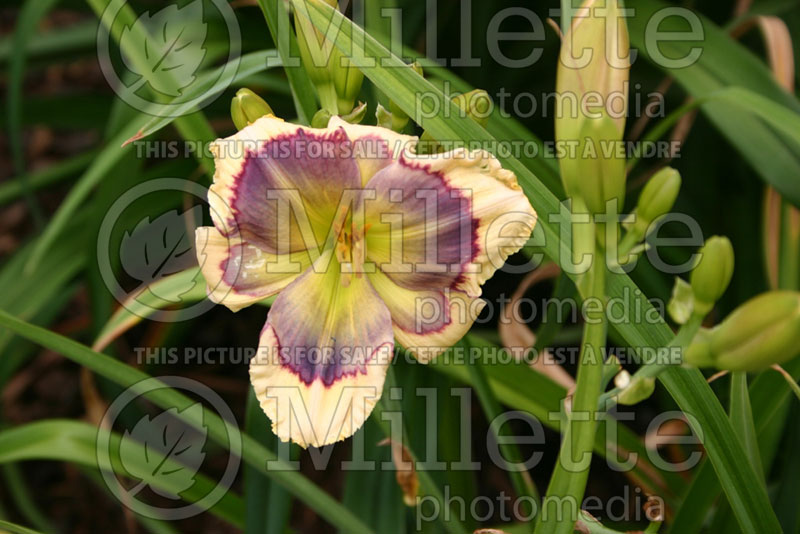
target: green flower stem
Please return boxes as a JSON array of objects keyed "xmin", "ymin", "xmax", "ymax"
[
  {"xmin": 463, "ymin": 340, "xmax": 540, "ymax": 515},
  {"xmin": 535, "ymin": 248, "xmax": 607, "ymax": 534},
  {"xmin": 597, "ymin": 312, "xmax": 705, "ymax": 410},
  {"xmin": 617, "ymin": 227, "xmax": 642, "ymax": 262},
  {"xmin": 316, "ymin": 81, "xmax": 339, "ymax": 115}
]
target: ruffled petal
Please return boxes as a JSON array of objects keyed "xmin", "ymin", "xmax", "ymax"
[
  {"xmin": 209, "ymin": 116, "xmax": 362, "ymax": 255},
  {"xmin": 364, "ymin": 149, "xmax": 536, "ymax": 297},
  {"xmin": 368, "ymin": 270, "xmax": 485, "ymax": 362},
  {"xmin": 249, "ymin": 252, "xmax": 394, "ymax": 448},
  {"xmin": 195, "ymin": 226, "xmax": 310, "ymax": 312},
  {"xmin": 327, "ymin": 116, "xmax": 417, "ymax": 185}
]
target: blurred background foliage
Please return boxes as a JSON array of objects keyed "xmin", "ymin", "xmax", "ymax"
[{"xmin": 1, "ymin": 0, "xmax": 800, "ymax": 533}]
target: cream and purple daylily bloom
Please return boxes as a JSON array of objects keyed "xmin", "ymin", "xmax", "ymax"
[{"xmin": 195, "ymin": 115, "xmax": 536, "ymax": 448}]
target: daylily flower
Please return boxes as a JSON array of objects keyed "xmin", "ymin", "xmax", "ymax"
[{"xmin": 195, "ymin": 115, "xmax": 536, "ymax": 447}]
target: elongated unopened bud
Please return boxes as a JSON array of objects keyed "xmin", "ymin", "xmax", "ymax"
[
  {"xmin": 332, "ymin": 49, "xmax": 363, "ymax": 114},
  {"xmin": 690, "ymin": 236, "xmax": 734, "ymax": 314},
  {"xmin": 231, "ymin": 88, "xmax": 274, "ymax": 130},
  {"xmin": 293, "ymin": 0, "xmax": 339, "ymax": 112},
  {"xmin": 555, "ymin": 0, "xmax": 630, "ymax": 214},
  {"xmin": 685, "ymin": 291, "xmax": 800, "ymax": 371}
]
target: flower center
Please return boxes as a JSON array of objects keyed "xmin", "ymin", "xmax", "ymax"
[{"xmin": 333, "ymin": 209, "xmax": 369, "ymax": 287}]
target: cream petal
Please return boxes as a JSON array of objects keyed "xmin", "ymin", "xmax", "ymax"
[
  {"xmin": 363, "ymin": 150, "xmax": 536, "ymax": 297},
  {"xmin": 368, "ymin": 269, "xmax": 485, "ymax": 363},
  {"xmin": 362, "ymin": 157, "xmax": 475, "ymax": 291},
  {"xmin": 327, "ymin": 115, "xmax": 417, "ymax": 185},
  {"xmin": 195, "ymin": 226, "xmax": 310, "ymax": 312},
  {"xmin": 391, "ymin": 148, "xmax": 538, "ymax": 297},
  {"xmin": 249, "ymin": 252, "xmax": 394, "ymax": 447},
  {"xmin": 208, "ymin": 116, "xmax": 362, "ymax": 255}
]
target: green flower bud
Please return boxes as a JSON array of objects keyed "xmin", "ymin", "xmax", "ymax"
[
  {"xmin": 452, "ymin": 89, "xmax": 492, "ymax": 127},
  {"xmin": 311, "ymin": 108, "xmax": 333, "ymax": 129},
  {"xmin": 616, "ymin": 375, "xmax": 656, "ymax": 406},
  {"xmin": 293, "ymin": 0, "xmax": 339, "ymax": 112},
  {"xmin": 340, "ymin": 100, "xmax": 366, "ymax": 124},
  {"xmin": 634, "ymin": 167, "xmax": 681, "ymax": 234},
  {"xmin": 230, "ymin": 88, "xmax": 274, "ymax": 130},
  {"xmin": 555, "ymin": 0, "xmax": 630, "ymax": 215},
  {"xmin": 332, "ymin": 50, "xmax": 363, "ymax": 114},
  {"xmin": 313, "ymin": 101, "xmax": 365, "ymax": 128},
  {"xmin": 417, "ymin": 87, "xmax": 492, "ymax": 152},
  {"xmin": 667, "ymin": 276, "xmax": 694, "ymax": 325},
  {"xmin": 376, "ymin": 103, "xmax": 393, "ymax": 129},
  {"xmin": 690, "ymin": 236, "xmax": 734, "ymax": 314},
  {"xmin": 685, "ymin": 291, "xmax": 800, "ymax": 371},
  {"xmin": 388, "ymin": 62, "xmax": 423, "ymax": 132},
  {"xmin": 294, "ymin": 11, "xmax": 332, "ymax": 86}
]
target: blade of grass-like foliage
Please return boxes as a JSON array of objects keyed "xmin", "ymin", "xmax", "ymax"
[
  {"xmin": 774, "ymin": 403, "xmax": 800, "ymax": 533},
  {"xmin": 372, "ymin": 366, "xmax": 470, "ymax": 534},
  {"xmin": 6, "ymin": 0, "xmax": 60, "ymax": 227},
  {"xmin": 92, "ymin": 268, "xmax": 274, "ymax": 352},
  {"xmin": 244, "ymin": 390, "xmax": 293, "ymax": 534},
  {"xmin": 340, "ymin": 418, "xmax": 404, "ymax": 534},
  {"xmin": 0, "ymin": 151, "xmax": 95, "ymax": 206},
  {"xmin": 705, "ymin": 372, "xmax": 770, "ymax": 533},
  {"xmin": 340, "ymin": 422, "xmax": 381, "ymax": 533},
  {"xmin": 729, "ymin": 373, "xmax": 765, "ymax": 483},
  {"xmin": 0, "ymin": 310, "xmax": 374, "ymax": 534},
  {"xmin": 0, "ymin": 465, "xmax": 54, "ymax": 534},
  {"xmin": 0, "ymin": 20, "xmax": 95, "ymax": 63},
  {"xmin": 0, "ymin": 214, "xmax": 90, "ymax": 376},
  {"xmin": 84, "ymin": 0, "xmax": 218, "ymax": 172},
  {"xmin": 256, "ymin": 0, "xmax": 318, "ymax": 124},
  {"xmin": 387, "ymin": 46, "xmax": 563, "ymax": 195},
  {"xmin": 460, "ymin": 339, "xmax": 540, "ymax": 511},
  {"xmin": 78, "ymin": 468, "xmax": 181, "ymax": 534},
  {"xmin": 24, "ymin": 48, "xmax": 276, "ymax": 274},
  {"xmin": 293, "ymin": 3, "xmax": 782, "ymax": 531},
  {"xmin": 0, "ymin": 420, "xmax": 244, "ymax": 527},
  {"xmin": 668, "ymin": 359, "xmax": 800, "ymax": 533},
  {"xmin": 131, "ymin": 51, "xmax": 282, "ymax": 142},
  {"xmin": 628, "ymin": 0, "xmax": 800, "ymax": 207},
  {"xmin": 93, "ymin": 268, "xmax": 206, "ymax": 351},
  {"xmin": 0, "ymin": 519, "xmax": 44, "ymax": 534}
]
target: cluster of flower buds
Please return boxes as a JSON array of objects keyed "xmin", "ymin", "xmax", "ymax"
[
  {"xmin": 555, "ymin": 0, "xmax": 630, "ymax": 216},
  {"xmin": 294, "ymin": 0, "xmax": 363, "ymax": 115},
  {"xmin": 230, "ymin": 88, "xmax": 274, "ymax": 130},
  {"xmin": 685, "ymin": 291, "xmax": 800, "ymax": 371}
]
